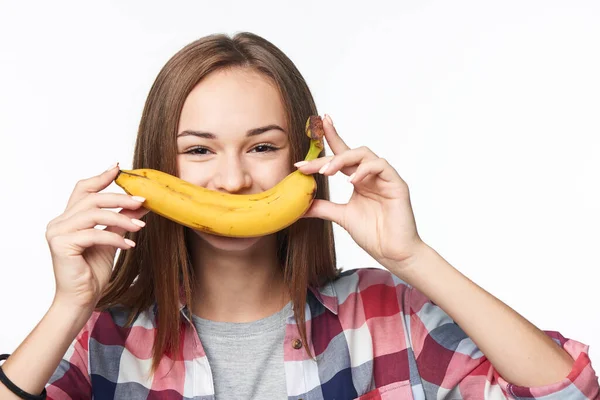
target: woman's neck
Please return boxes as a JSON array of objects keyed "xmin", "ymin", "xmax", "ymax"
[{"xmin": 188, "ymin": 233, "xmax": 290, "ymax": 322}]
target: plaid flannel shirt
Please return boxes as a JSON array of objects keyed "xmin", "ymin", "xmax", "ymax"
[{"xmin": 46, "ymin": 267, "xmax": 599, "ymax": 399}]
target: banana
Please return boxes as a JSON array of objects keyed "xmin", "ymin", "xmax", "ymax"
[{"xmin": 114, "ymin": 116, "xmax": 325, "ymax": 237}]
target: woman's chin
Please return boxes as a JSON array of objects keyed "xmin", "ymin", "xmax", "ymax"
[{"xmin": 192, "ymin": 230, "xmax": 265, "ymax": 252}]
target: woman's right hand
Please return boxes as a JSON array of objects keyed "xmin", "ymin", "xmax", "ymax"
[{"xmin": 45, "ymin": 163, "xmax": 149, "ymax": 311}]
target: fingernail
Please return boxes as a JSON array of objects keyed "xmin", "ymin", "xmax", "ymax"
[
  {"xmin": 319, "ymin": 162, "xmax": 330, "ymax": 174},
  {"xmin": 325, "ymin": 114, "xmax": 333, "ymax": 126},
  {"xmin": 105, "ymin": 162, "xmax": 119, "ymax": 172},
  {"xmin": 124, "ymin": 238, "xmax": 136, "ymax": 247},
  {"xmin": 131, "ymin": 218, "xmax": 146, "ymax": 227},
  {"xmin": 131, "ymin": 196, "xmax": 146, "ymax": 203},
  {"xmin": 347, "ymin": 172, "xmax": 356, "ymax": 183},
  {"xmin": 294, "ymin": 161, "xmax": 309, "ymax": 167}
]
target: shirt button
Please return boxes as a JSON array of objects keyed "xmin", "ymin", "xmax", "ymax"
[{"xmin": 292, "ymin": 339, "xmax": 303, "ymax": 349}]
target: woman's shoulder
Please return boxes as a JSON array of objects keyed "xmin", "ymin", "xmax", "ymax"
[
  {"xmin": 80, "ymin": 303, "xmax": 157, "ymax": 346},
  {"xmin": 317, "ymin": 266, "xmax": 435, "ymax": 317},
  {"xmin": 330, "ymin": 266, "xmax": 410, "ymax": 299},
  {"xmin": 309, "ymin": 267, "xmax": 413, "ymax": 317},
  {"xmin": 335, "ymin": 266, "xmax": 407, "ymax": 282}
]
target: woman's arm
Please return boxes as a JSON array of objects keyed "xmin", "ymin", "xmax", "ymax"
[
  {"xmin": 295, "ymin": 115, "xmax": 595, "ymax": 392},
  {"xmin": 388, "ymin": 241, "xmax": 573, "ymax": 387},
  {"xmin": 0, "ymin": 300, "xmax": 92, "ymax": 398}
]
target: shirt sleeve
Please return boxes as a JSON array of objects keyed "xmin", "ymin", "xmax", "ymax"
[
  {"xmin": 402, "ymin": 284, "xmax": 600, "ymax": 399},
  {"xmin": 44, "ymin": 312, "xmax": 99, "ymax": 399}
]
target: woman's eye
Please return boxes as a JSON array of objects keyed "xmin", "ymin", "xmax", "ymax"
[
  {"xmin": 185, "ymin": 147, "xmax": 212, "ymax": 155},
  {"xmin": 184, "ymin": 144, "xmax": 278, "ymax": 155},
  {"xmin": 251, "ymin": 144, "xmax": 278, "ymax": 153}
]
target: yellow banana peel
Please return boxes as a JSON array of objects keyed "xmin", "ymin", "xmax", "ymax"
[{"xmin": 114, "ymin": 116, "xmax": 325, "ymax": 237}]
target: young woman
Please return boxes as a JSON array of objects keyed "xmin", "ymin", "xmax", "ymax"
[{"xmin": 0, "ymin": 32, "xmax": 598, "ymax": 400}]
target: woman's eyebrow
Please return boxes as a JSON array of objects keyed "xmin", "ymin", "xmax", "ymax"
[{"xmin": 177, "ymin": 124, "xmax": 286, "ymax": 139}]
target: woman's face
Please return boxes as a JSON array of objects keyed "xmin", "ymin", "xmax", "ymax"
[{"xmin": 176, "ymin": 67, "xmax": 292, "ymax": 252}]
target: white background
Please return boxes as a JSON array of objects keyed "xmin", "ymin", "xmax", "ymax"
[{"xmin": 1, "ymin": 0, "xmax": 599, "ymax": 376}]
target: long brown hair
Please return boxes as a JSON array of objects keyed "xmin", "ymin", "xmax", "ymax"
[{"xmin": 96, "ymin": 32, "xmax": 339, "ymax": 376}]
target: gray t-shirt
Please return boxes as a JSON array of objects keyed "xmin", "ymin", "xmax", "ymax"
[{"xmin": 191, "ymin": 301, "xmax": 293, "ymax": 399}]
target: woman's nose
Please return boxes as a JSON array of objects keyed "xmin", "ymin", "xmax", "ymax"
[{"xmin": 213, "ymin": 157, "xmax": 252, "ymax": 194}]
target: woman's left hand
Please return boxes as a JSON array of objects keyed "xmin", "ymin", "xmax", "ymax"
[{"xmin": 295, "ymin": 114, "xmax": 426, "ymax": 268}]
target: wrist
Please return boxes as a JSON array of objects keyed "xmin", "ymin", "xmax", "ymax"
[
  {"xmin": 385, "ymin": 241, "xmax": 432, "ymax": 273},
  {"xmin": 386, "ymin": 242, "xmax": 454, "ymax": 288},
  {"xmin": 51, "ymin": 293, "xmax": 96, "ymax": 313},
  {"xmin": 49, "ymin": 298, "xmax": 94, "ymax": 333}
]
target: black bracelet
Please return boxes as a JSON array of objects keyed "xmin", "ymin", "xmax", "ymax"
[{"xmin": 0, "ymin": 354, "xmax": 47, "ymax": 400}]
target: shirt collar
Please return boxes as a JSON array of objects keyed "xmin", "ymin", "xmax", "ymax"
[{"xmin": 308, "ymin": 280, "xmax": 339, "ymax": 315}]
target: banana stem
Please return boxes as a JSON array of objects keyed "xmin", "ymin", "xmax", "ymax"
[
  {"xmin": 304, "ymin": 139, "xmax": 324, "ymax": 162},
  {"xmin": 303, "ymin": 115, "xmax": 325, "ymax": 162}
]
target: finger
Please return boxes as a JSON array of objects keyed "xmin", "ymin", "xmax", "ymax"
[
  {"xmin": 349, "ymin": 158, "xmax": 398, "ymax": 184},
  {"xmin": 322, "ymin": 114, "xmax": 351, "ymax": 155},
  {"xmin": 65, "ymin": 163, "xmax": 121, "ymax": 211},
  {"xmin": 106, "ymin": 207, "xmax": 150, "ymax": 236},
  {"xmin": 321, "ymin": 146, "xmax": 378, "ymax": 177},
  {"xmin": 294, "ymin": 155, "xmax": 333, "ymax": 173},
  {"xmin": 60, "ymin": 192, "xmax": 146, "ymax": 222},
  {"xmin": 295, "ymin": 146, "xmax": 377, "ymax": 177},
  {"xmin": 48, "ymin": 209, "xmax": 146, "ymax": 239},
  {"xmin": 302, "ymin": 199, "xmax": 346, "ymax": 227},
  {"xmin": 117, "ymin": 206, "xmax": 150, "ymax": 222},
  {"xmin": 52, "ymin": 229, "xmax": 136, "ymax": 257}
]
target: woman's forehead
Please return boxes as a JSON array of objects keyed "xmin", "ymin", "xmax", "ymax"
[{"xmin": 178, "ymin": 68, "xmax": 287, "ymax": 134}]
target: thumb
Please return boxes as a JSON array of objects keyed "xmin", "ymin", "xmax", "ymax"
[{"xmin": 302, "ymin": 199, "xmax": 346, "ymax": 226}]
